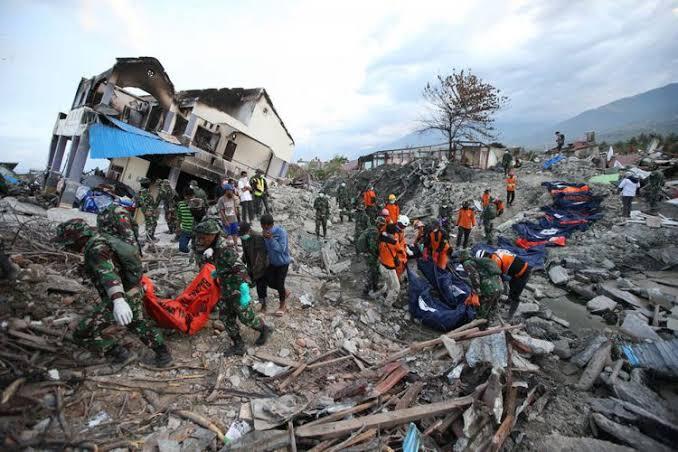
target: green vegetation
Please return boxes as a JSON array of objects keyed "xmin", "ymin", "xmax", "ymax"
[{"xmin": 599, "ymin": 132, "xmax": 678, "ymax": 155}]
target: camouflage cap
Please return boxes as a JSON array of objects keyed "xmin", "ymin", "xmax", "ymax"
[
  {"xmin": 139, "ymin": 177, "xmax": 151, "ymax": 186},
  {"xmin": 194, "ymin": 219, "xmax": 221, "ymax": 235},
  {"xmin": 55, "ymin": 219, "xmax": 94, "ymax": 247}
]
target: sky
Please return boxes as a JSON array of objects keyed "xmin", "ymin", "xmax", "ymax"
[{"xmin": 1, "ymin": 0, "xmax": 677, "ymax": 171}]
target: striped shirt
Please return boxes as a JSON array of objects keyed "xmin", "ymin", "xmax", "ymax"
[{"xmin": 176, "ymin": 200, "xmax": 194, "ymax": 232}]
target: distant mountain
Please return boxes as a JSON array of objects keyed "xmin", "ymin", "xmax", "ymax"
[
  {"xmin": 367, "ymin": 83, "xmax": 678, "ymax": 155},
  {"xmin": 514, "ymin": 83, "xmax": 678, "ymax": 148}
]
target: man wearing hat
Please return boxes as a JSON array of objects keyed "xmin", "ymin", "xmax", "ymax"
[
  {"xmin": 55, "ymin": 219, "xmax": 171, "ymax": 366},
  {"xmin": 193, "ymin": 219, "xmax": 272, "ymax": 356}
]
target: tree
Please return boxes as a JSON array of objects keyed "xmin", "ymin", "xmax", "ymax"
[
  {"xmin": 419, "ymin": 69, "xmax": 508, "ymax": 159},
  {"xmin": 309, "ymin": 155, "xmax": 349, "ymax": 181}
]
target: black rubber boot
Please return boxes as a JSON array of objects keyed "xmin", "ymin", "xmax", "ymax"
[
  {"xmin": 255, "ymin": 325, "xmax": 273, "ymax": 346},
  {"xmin": 224, "ymin": 338, "xmax": 246, "ymax": 357},
  {"xmin": 506, "ymin": 298, "xmax": 520, "ymax": 320},
  {"xmin": 153, "ymin": 345, "xmax": 173, "ymax": 367},
  {"xmin": 108, "ymin": 345, "xmax": 131, "ymax": 364}
]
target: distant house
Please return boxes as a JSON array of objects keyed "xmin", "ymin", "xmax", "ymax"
[
  {"xmin": 46, "ymin": 57, "xmax": 294, "ymax": 204},
  {"xmin": 357, "ymin": 141, "xmax": 504, "ymax": 170}
]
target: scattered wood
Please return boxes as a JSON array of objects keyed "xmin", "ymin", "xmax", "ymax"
[
  {"xmin": 1, "ymin": 377, "xmax": 26, "ymax": 404},
  {"xmin": 577, "ymin": 342, "xmax": 611, "ymax": 391},
  {"xmin": 296, "ymin": 396, "xmax": 474, "ymax": 439},
  {"xmin": 171, "ymin": 410, "xmax": 225, "ymax": 443},
  {"xmin": 279, "ymin": 363, "xmax": 308, "ymax": 391},
  {"xmin": 592, "ymin": 413, "xmax": 673, "ymax": 452},
  {"xmin": 394, "ymin": 381, "xmax": 425, "ymax": 411}
]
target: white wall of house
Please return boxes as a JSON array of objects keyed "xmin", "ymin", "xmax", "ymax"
[
  {"xmin": 247, "ymin": 96, "xmax": 294, "ymax": 162},
  {"xmin": 110, "ymin": 157, "xmax": 150, "ymax": 190}
]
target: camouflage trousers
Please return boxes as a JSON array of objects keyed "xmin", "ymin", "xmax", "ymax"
[
  {"xmin": 339, "ymin": 203, "xmax": 352, "ymax": 222},
  {"xmin": 219, "ymin": 294, "xmax": 264, "ymax": 341},
  {"xmin": 315, "ymin": 216, "xmax": 328, "ymax": 237},
  {"xmin": 483, "ymin": 218, "xmax": 494, "ymax": 244},
  {"xmin": 365, "ymin": 255, "xmax": 380, "ymax": 292},
  {"xmin": 73, "ymin": 291, "xmax": 164, "ymax": 353},
  {"xmin": 164, "ymin": 207, "xmax": 177, "ymax": 233},
  {"xmin": 142, "ymin": 209, "xmax": 158, "ymax": 239}
]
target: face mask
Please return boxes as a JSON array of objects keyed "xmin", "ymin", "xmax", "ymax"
[
  {"xmin": 389, "ymin": 200, "xmax": 395, "ymax": 204},
  {"xmin": 240, "ymin": 234, "xmax": 251, "ymax": 240}
]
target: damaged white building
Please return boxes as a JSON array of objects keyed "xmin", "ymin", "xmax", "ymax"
[{"xmin": 46, "ymin": 57, "xmax": 294, "ymax": 203}]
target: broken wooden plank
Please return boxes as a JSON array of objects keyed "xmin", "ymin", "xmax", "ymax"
[
  {"xmin": 592, "ymin": 413, "xmax": 673, "ymax": 452},
  {"xmin": 307, "ymin": 355, "xmax": 353, "ymax": 370},
  {"xmin": 372, "ymin": 363, "xmax": 409, "ymax": 397},
  {"xmin": 394, "ymin": 381, "xmax": 425, "ymax": 411},
  {"xmin": 279, "ymin": 364, "xmax": 308, "ymax": 391},
  {"xmin": 295, "ymin": 396, "xmax": 474, "ymax": 439},
  {"xmin": 171, "ymin": 410, "xmax": 225, "ymax": 443},
  {"xmin": 577, "ymin": 342, "xmax": 611, "ymax": 390},
  {"xmin": 326, "ymin": 428, "xmax": 376, "ymax": 452},
  {"xmin": 254, "ymin": 351, "xmax": 303, "ymax": 368}
]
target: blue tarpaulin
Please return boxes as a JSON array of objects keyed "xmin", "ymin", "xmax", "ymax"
[
  {"xmin": 541, "ymin": 181, "xmax": 589, "ymax": 191},
  {"xmin": 407, "ymin": 267, "xmax": 476, "ymax": 332},
  {"xmin": 417, "ymin": 259, "xmax": 473, "ymax": 308},
  {"xmin": 543, "ymin": 155, "xmax": 565, "ymax": 170}
]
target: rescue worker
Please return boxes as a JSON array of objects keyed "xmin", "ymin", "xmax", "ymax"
[
  {"xmin": 502, "ymin": 150, "xmax": 513, "ymax": 176},
  {"xmin": 378, "ymin": 209, "xmax": 390, "ymax": 232},
  {"xmin": 55, "ymin": 219, "xmax": 171, "ymax": 366},
  {"xmin": 385, "ymin": 194, "xmax": 400, "ymax": 224},
  {"xmin": 313, "ymin": 193, "xmax": 330, "ymax": 238},
  {"xmin": 413, "ymin": 219, "xmax": 426, "ymax": 248},
  {"xmin": 354, "ymin": 204, "xmax": 370, "ymax": 251},
  {"xmin": 134, "ymin": 177, "xmax": 159, "ymax": 241},
  {"xmin": 438, "ymin": 201, "xmax": 455, "ymax": 238},
  {"xmin": 481, "ymin": 199, "xmax": 497, "ymax": 244},
  {"xmin": 189, "ymin": 180, "xmax": 209, "ymax": 205},
  {"xmin": 423, "ymin": 220, "xmax": 450, "ymax": 270},
  {"xmin": 505, "ymin": 171, "xmax": 517, "ymax": 207},
  {"xmin": 377, "ymin": 223, "xmax": 401, "ymax": 305},
  {"xmin": 456, "ymin": 200, "xmax": 476, "ymax": 249},
  {"xmin": 459, "ymin": 250, "xmax": 503, "ymax": 319},
  {"xmin": 645, "ymin": 170, "xmax": 665, "ymax": 212},
  {"xmin": 97, "ymin": 203, "xmax": 141, "ymax": 254},
  {"xmin": 481, "ymin": 189, "xmax": 491, "ymax": 208},
  {"xmin": 336, "ymin": 182, "xmax": 352, "ymax": 222},
  {"xmin": 362, "ymin": 185, "xmax": 378, "ymax": 221},
  {"xmin": 192, "ymin": 219, "xmax": 271, "ymax": 356},
  {"xmin": 494, "ymin": 198, "xmax": 505, "ymax": 217},
  {"xmin": 251, "ymin": 170, "xmax": 270, "ymax": 216},
  {"xmin": 158, "ymin": 179, "xmax": 178, "ymax": 234},
  {"xmin": 476, "ymin": 249, "xmax": 531, "ymax": 319},
  {"xmin": 356, "ymin": 217, "xmax": 384, "ymax": 296},
  {"xmin": 395, "ymin": 215, "xmax": 410, "ymax": 278}
]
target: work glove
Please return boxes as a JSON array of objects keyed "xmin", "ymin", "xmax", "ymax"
[
  {"xmin": 406, "ymin": 247, "xmax": 414, "ymax": 257},
  {"xmin": 464, "ymin": 293, "xmax": 480, "ymax": 308},
  {"xmin": 203, "ymin": 248, "xmax": 214, "ymax": 259},
  {"xmin": 113, "ymin": 298, "xmax": 134, "ymax": 326},
  {"xmin": 239, "ymin": 282, "xmax": 251, "ymax": 308}
]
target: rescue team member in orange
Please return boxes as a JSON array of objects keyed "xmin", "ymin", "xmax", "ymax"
[
  {"xmin": 475, "ymin": 249, "xmax": 531, "ymax": 319},
  {"xmin": 455, "ymin": 201, "xmax": 476, "ymax": 249},
  {"xmin": 385, "ymin": 194, "xmax": 400, "ymax": 224},
  {"xmin": 378, "ymin": 209, "xmax": 390, "ymax": 232},
  {"xmin": 481, "ymin": 189, "xmax": 491, "ymax": 208},
  {"xmin": 378, "ymin": 223, "xmax": 401, "ymax": 305},
  {"xmin": 424, "ymin": 220, "xmax": 450, "ymax": 270},
  {"xmin": 413, "ymin": 220, "xmax": 426, "ymax": 248},
  {"xmin": 395, "ymin": 215, "xmax": 410, "ymax": 278},
  {"xmin": 506, "ymin": 171, "xmax": 517, "ymax": 207},
  {"xmin": 362, "ymin": 185, "xmax": 378, "ymax": 221}
]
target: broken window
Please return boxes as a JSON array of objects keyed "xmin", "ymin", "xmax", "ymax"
[
  {"xmin": 194, "ymin": 126, "xmax": 220, "ymax": 153},
  {"xmin": 223, "ymin": 140, "xmax": 237, "ymax": 161},
  {"xmin": 172, "ymin": 115, "xmax": 188, "ymax": 139},
  {"xmin": 107, "ymin": 165, "xmax": 124, "ymax": 181}
]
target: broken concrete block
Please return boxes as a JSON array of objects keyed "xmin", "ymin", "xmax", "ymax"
[
  {"xmin": 553, "ymin": 339, "xmax": 572, "ymax": 359},
  {"xmin": 515, "ymin": 302, "xmax": 540, "ymax": 316},
  {"xmin": 600, "ymin": 283, "xmax": 649, "ymax": 312},
  {"xmin": 621, "ymin": 312, "xmax": 661, "ymax": 341},
  {"xmin": 535, "ymin": 433, "xmax": 635, "ymax": 452},
  {"xmin": 587, "ymin": 295, "xmax": 618, "ymax": 312},
  {"xmin": 440, "ymin": 336, "xmax": 464, "ymax": 366},
  {"xmin": 548, "ymin": 266, "xmax": 570, "ymax": 285},
  {"xmin": 330, "ymin": 260, "xmax": 351, "ymax": 274},
  {"xmin": 466, "ymin": 333, "xmax": 507, "ymax": 368},
  {"xmin": 511, "ymin": 333, "xmax": 554, "ymax": 355},
  {"xmin": 571, "ymin": 335, "xmax": 608, "ymax": 367}
]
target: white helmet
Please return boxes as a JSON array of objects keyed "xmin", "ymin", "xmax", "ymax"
[
  {"xmin": 341, "ymin": 182, "xmax": 346, "ymax": 187},
  {"xmin": 475, "ymin": 249, "xmax": 487, "ymax": 258},
  {"xmin": 397, "ymin": 215, "xmax": 410, "ymax": 227}
]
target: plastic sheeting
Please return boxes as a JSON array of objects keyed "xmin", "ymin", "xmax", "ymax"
[
  {"xmin": 417, "ymin": 259, "xmax": 473, "ymax": 309},
  {"xmin": 543, "ymin": 155, "xmax": 565, "ymax": 170},
  {"xmin": 472, "ymin": 237, "xmax": 547, "ymax": 270},
  {"xmin": 407, "ymin": 267, "xmax": 476, "ymax": 332}
]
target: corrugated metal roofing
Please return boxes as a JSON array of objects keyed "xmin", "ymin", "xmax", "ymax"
[
  {"xmin": 89, "ymin": 121, "xmax": 193, "ymax": 159},
  {"xmin": 620, "ymin": 339, "xmax": 678, "ymax": 377}
]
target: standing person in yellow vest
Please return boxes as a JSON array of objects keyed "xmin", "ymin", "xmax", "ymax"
[{"xmin": 250, "ymin": 169, "xmax": 270, "ymax": 217}]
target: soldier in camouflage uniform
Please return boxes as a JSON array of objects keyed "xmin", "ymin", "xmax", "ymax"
[
  {"xmin": 134, "ymin": 177, "xmax": 159, "ymax": 241},
  {"xmin": 438, "ymin": 202, "xmax": 455, "ymax": 239},
  {"xmin": 645, "ymin": 170, "xmax": 665, "ymax": 212},
  {"xmin": 158, "ymin": 179, "xmax": 178, "ymax": 234},
  {"xmin": 189, "ymin": 180, "xmax": 209, "ymax": 204},
  {"xmin": 481, "ymin": 201, "xmax": 497, "ymax": 245},
  {"xmin": 356, "ymin": 217, "xmax": 384, "ymax": 296},
  {"xmin": 97, "ymin": 203, "xmax": 141, "ymax": 254},
  {"xmin": 192, "ymin": 219, "xmax": 271, "ymax": 356},
  {"xmin": 55, "ymin": 219, "xmax": 171, "ymax": 366},
  {"xmin": 459, "ymin": 250, "xmax": 503, "ymax": 320},
  {"xmin": 354, "ymin": 204, "xmax": 370, "ymax": 251},
  {"xmin": 313, "ymin": 193, "xmax": 330, "ymax": 238},
  {"xmin": 336, "ymin": 182, "xmax": 352, "ymax": 223}
]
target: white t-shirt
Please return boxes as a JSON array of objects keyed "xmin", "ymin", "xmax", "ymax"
[
  {"xmin": 238, "ymin": 177, "xmax": 253, "ymax": 202},
  {"xmin": 619, "ymin": 178, "xmax": 640, "ymax": 197}
]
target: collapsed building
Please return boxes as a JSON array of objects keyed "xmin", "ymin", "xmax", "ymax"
[
  {"xmin": 357, "ymin": 141, "xmax": 512, "ymax": 171},
  {"xmin": 45, "ymin": 57, "xmax": 294, "ymax": 204}
]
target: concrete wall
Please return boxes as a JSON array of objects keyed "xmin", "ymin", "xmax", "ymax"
[
  {"xmin": 110, "ymin": 157, "xmax": 150, "ymax": 191},
  {"xmin": 247, "ymin": 96, "xmax": 294, "ymax": 162}
]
